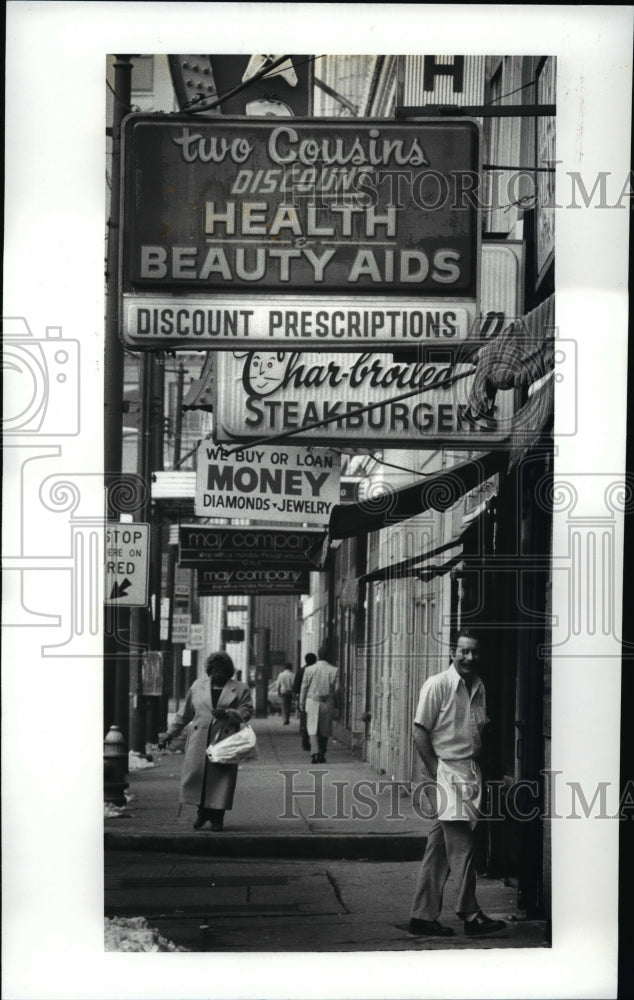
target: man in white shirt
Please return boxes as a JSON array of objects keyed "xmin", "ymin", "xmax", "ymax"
[
  {"xmin": 408, "ymin": 629, "xmax": 506, "ymax": 938},
  {"xmin": 276, "ymin": 663, "xmax": 295, "ymax": 725},
  {"xmin": 299, "ymin": 643, "xmax": 339, "ymax": 763}
]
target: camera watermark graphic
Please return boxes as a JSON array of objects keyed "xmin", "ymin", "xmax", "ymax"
[
  {"xmin": 2, "ymin": 316, "xmax": 151, "ymax": 654},
  {"xmin": 3, "ymin": 318, "xmax": 80, "ymax": 437}
]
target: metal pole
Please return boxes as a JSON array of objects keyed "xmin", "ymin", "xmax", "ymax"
[
  {"xmin": 220, "ymin": 597, "xmax": 228, "ymax": 651},
  {"xmin": 104, "ymin": 55, "xmax": 132, "ymax": 740},
  {"xmin": 147, "ymin": 358, "xmax": 165, "ymax": 743},
  {"xmin": 105, "ymin": 54, "xmax": 131, "ymax": 487},
  {"xmin": 173, "ymin": 363, "xmax": 185, "ymax": 468},
  {"xmin": 129, "ymin": 350, "xmax": 153, "ymax": 753}
]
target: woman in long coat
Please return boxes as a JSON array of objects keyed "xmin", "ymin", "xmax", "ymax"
[{"xmin": 161, "ymin": 651, "xmax": 254, "ymax": 831}]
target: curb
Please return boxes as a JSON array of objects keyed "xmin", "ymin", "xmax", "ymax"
[{"xmin": 105, "ymin": 832, "xmax": 426, "ymax": 860}]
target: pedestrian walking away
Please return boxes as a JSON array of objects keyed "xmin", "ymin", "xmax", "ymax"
[
  {"xmin": 294, "ymin": 652, "xmax": 317, "ymax": 751},
  {"xmin": 408, "ymin": 629, "xmax": 506, "ymax": 939},
  {"xmin": 276, "ymin": 663, "xmax": 295, "ymax": 725},
  {"xmin": 299, "ymin": 643, "xmax": 339, "ymax": 764},
  {"xmin": 159, "ymin": 651, "xmax": 254, "ymax": 832}
]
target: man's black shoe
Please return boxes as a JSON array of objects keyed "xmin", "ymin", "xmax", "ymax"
[
  {"xmin": 408, "ymin": 918, "xmax": 455, "ymax": 937},
  {"xmin": 463, "ymin": 912, "xmax": 506, "ymax": 936}
]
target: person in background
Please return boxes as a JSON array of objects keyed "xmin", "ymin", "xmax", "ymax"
[
  {"xmin": 299, "ymin": 644, "xmax": 339, "ymax": 764},
  {"xmin": 276, "ymin": 662, "xmax": 295, "ymax": 725},
  {"xmin": 294, "ymin": 652, "xmax": 317, "ymax": 752},
  {"xmin": 159, "ymin": 651, "xmax": 253, "ymax": 832}
]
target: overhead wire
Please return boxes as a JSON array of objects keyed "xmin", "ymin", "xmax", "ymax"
[
  {"xmin": 327, "ymin": 445, "xmax": 439, "ymax": 478},
  {"xmin": 484, "ymin": 78, "xmax": 537, "ymax": 106},
  {"xmin": 106, "ymin": 77, "xmax": 133, "ymax": 112}
]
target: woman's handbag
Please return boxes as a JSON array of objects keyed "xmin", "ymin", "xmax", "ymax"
[{"xmin": 206, "ymin": 724, "xmax": 258, "ymax": 764}]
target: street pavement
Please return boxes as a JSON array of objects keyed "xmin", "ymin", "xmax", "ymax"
[{"xmin": 105, "ymin": 713, "xmax": 549, "ymax": 951}]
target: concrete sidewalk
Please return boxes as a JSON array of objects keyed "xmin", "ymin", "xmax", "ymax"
[{"xmin": 105, "ymin": 714, "xmax": 432, "ymax": 857}]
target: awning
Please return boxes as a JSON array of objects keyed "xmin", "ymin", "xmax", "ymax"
[
  {"xmin": 329, "ymin": 449, "xmax": 508, "ymax": 540},
  {"xmin": 416, "ymin": 552, "xmax": 465, "ymax": 582},
  {"xmin": 360, "ymin": 531, "xmax": 467, "ymax": 584}
]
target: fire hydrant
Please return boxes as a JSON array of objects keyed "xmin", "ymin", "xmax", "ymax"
[{"xmin": 104, "ymin": 725, "xmax": 129, "ymax": 806}]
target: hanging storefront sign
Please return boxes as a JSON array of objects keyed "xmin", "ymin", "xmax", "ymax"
[
  {"xmin": 122, "ymin": 295, "xmax": 476, "ymax": 351},
  {"xmin": 198, "ymin": 567, "xmax": 310, "ymax": 596},
  {"xmin": 120, "ymin": 115, "xmax": 479, "ymax": 349},
  {"xmin": 194, "ymin": 442, "xmax": 341, "ymax": 524},
  {"xmin": 212, "ymin": 242, "xmax": 525, "ymax": 447},
  {"xmin": 178, "ymin": 525, "xmax": 324, "ymax": 569}
]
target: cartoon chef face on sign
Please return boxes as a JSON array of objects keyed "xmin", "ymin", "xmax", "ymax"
[{"xmin": 234, "ymin": 352, "xmax": 289, "ymax": 397}]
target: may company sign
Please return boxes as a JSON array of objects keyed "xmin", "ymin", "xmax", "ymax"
[
  {"xmin": 120, "ymin": 115, "xmax": 479, "ymax": 350},
  {"xmin": 178, "ymin": 525, "xmax": 324, "ymax": 569}
]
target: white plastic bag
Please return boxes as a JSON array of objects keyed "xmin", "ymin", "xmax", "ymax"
[{"xmin": 206, "ymin": 725, "xmax": 258, "ymax": 764}]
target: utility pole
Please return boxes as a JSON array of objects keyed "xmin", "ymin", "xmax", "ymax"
[
  {"xmin": 173, "ymin": 363, "xmax": 185, "ymax": 468},
  {"xmin": 129, "ymin": 348, "xmax": 157, "ymax": 753},
  {"xmin": 104, "ymin": 55, "xmax": 132, "ymax": 740},
  {"xmin": 158, "ymin": 364, "xmax": 187, "ymax": 723}
]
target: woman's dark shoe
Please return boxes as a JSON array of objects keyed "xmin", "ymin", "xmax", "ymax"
[
  {"xmin": 208, "ymin": 809, "xmax": 224, "ymax": 832},
  {"xmin": 193, "ymin": 812, "xmax": 207, "ymax": 830}
]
